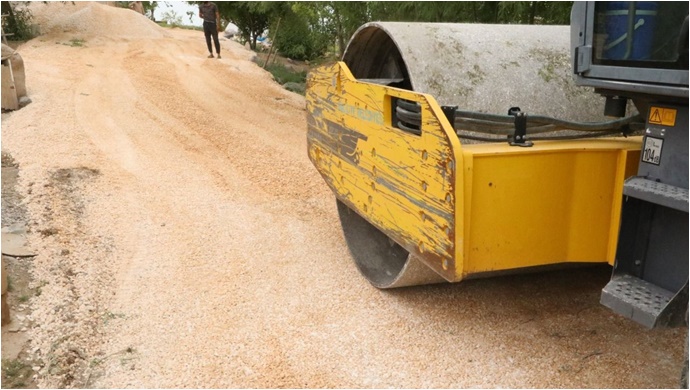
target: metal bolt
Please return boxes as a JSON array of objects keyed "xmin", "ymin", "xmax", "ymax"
[
  {"xmin": 646, "ymin": 128, "xmax": 651, "ymax": 134},
  {"xmin": 634, "ymin": 259, "xmax": 642, "ymax": 266}
]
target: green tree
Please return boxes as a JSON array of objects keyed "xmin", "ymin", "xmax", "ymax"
[
  {"xmin": 213, "ymin": 1, "xmax": 574, "ymax": 60},
  {"xmin": 115, "ymin": 1, "xmax": 158, "ymax": 20},
  {"xmin": 216, "ymin": 2, "xmax": 284, "ymax": 50},
  {"xmin": 142, "ymin": 1, "xmax": 159, "ymax": 21},
  {"xmin": 1, "ymin": 1, "xmax": 36, "ymax": 40},
  {"xmin": 328, "ymin": 2, "xmax": 369, "ymax": 57},
  {"xmin": 272, "ymin": 3, "xmax": 336, "ymax": 60},
  {"xmin": 367, "ymin": 2, "xmax": 572, "ymax": 24}
]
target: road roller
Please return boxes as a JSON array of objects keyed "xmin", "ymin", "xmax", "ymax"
[{"xmin": 306, "ymin": 1, "xmax": 688, "ymax": 333}]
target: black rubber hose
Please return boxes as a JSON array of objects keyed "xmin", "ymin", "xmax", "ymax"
[
  {"xmin": 397, "ymin": 121, "xmax": 421, "ymax": 135},
  {"xmin": 458, "ymin": 129, "xmax": 629, "ymax": 143},
  {"xmin": 395, "ymin": 105, "xmax": 421, "ymax": 123},
  {"xmin": 453, "ymin": 110, "xmax": 644, "ymax": 132},
  {"xmin": 396, "ymin": 100, "xmax": 646, "ymax": 140},
  {"xmin": 397, "ymin": 99, "xmax": 421, "ymax": 113}
]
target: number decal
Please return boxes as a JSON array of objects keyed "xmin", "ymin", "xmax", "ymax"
[{"xmin": 642, "ymin": 137, "xmax": 663, "ymax": 165}]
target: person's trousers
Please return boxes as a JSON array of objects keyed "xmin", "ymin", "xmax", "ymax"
[{"xmin": 203, "ymin": 21, "xmax": 220, "ymax": 54}]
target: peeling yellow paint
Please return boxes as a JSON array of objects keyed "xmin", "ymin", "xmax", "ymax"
[{"xmin": 307, "ymin": 62, "xmax": 642, "ymax": 283}]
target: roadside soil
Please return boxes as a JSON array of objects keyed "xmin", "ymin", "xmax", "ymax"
[
  {"xmin": 1, "ymin": 151, "xmax": 38, "ymax": 389},
  {"xmin": 1, "ymin": 2, "xmax": 686, "ymax": 388}
]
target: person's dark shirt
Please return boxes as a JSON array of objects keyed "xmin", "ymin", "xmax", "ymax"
[{"xmin": 199, "ymin": 2, "xmax": 218, "ymax": 23}]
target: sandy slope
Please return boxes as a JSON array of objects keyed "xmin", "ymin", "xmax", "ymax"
[{"xmin": 1, "ymin": 2, "xmax": 685, "ymax": 388}]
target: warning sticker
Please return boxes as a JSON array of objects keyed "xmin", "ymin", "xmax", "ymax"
[
  {"xmin": 648, "ymin": 107, "xmax": 677, "ymax": 127},
  {"xmin": 642, "ymin": 136, "xmax": 663, "ymax": 165}
]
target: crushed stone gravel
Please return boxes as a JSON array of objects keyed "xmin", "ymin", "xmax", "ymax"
[{"xmin": 1, "ymin": 2, "xmax": 686, "ymax": 388}]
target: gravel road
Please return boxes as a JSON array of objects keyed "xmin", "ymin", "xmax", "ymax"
[{"xmin": 1, "ymin": 2, "xmax": 686, "ymax": 388}]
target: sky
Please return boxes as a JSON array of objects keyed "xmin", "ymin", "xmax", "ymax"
[{"xmin": 154, "ymin": 1, "xmax": 202, "ymax": 26}]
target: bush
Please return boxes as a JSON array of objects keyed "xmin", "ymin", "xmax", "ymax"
[
  {"xmin": 1, "ymin": 4, "xmax": 36, "ymax": 41},
  {"xmin": 265, "ymin": 63, "xmax": 306, "ymax": 85},
  {"xmin": 160, "ymin": 10, "xmax": 183, "ymax": 27},
  {"xmin": 273, "ymin": 10, "xmax": 328, "ymax": 61}
]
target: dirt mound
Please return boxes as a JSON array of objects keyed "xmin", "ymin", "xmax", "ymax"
[{"xmin": 27, "ymin": 1, "xmax": 169, "ymax": 40}]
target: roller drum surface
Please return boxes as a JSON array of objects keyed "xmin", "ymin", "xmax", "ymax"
[
  {"xmin": 336, "ymin": 200, "xmax": 447, "ymax": 288},
  {"xmin": 334, "ymin": 22, "xmax": 612, "ymax": 288},
  {"xmin": 343, "ymin": 22, "xmax": 604, "ymax": 121}
]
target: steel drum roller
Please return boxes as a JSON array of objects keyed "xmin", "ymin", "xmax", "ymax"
[
  {"xmin": 343, "ymin": 22, "xmax": 604, "ymax": 121},
  {"xmin": 335, "ymin": 22, "xmax": 608, "ymax": 288}
]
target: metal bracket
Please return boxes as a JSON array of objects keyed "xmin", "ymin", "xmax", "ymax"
[
  {"xmin": 574, "ymin": 45, "xmax": 592, "ymax": 74},
  {"xmin": 441, "ymin": 105, "xmax": 457, "ymax": 130},
  {"xmin": 508, "ymin": 107, "xmax": 533, "ymax": 147}
]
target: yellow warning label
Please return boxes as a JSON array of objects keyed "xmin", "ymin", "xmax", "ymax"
[{"xmin": 649, "ymin": 107, "xmax": 677, "ymax": 127}]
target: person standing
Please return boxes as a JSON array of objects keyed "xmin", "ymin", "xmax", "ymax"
[{"xmin": 199, "ymin": 1, "xmax": 221, "ymax": 59}]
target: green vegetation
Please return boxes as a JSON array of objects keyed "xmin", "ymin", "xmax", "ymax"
[
  {"xmin": 1, "ymin": 359, "xmax": 33, "ymax": 388},
  {"xmin": 252, "ymin": 55, "xmax": 307, "ymax": 95},
  {"xmin": 217, "ymin": 2, "xmax": 574, "ymax": 62},
  {"xmin": 65, "ymin": 38, "xmax": 85, "ymax": 47},
  {"xmin": 160, "ymin": 9, "xmax": 183, "ymax": 27},
  {"xmin": 34, "ymin": 280, "xmax": 48, "ymax": 297},
  {"xmin": 155, "ymin": 21, "xmax": 201, "ymax": 31},
  {"xmin": 0, "ymin": 2, "xmax": 36, "ymax": 41},
  {"xmin": 265, "ymin": 63, "xmax": 307, "ymax": 85}
]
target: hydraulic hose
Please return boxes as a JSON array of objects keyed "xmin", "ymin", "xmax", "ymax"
[{"xmin": 394, "ymin": 100, "xmax": 645, "ymax": 141}]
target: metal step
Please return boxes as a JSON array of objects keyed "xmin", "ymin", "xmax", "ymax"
[
  {"xmin": 601, "ymin": 274, "xmax": 676, "ymax": 328},
  {"xmin": 623, "ymin": 177, "xmax": 688, "ymax": 212}
]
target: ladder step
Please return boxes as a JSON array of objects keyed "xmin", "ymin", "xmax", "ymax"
[
  {"xmin": 623, "ymin": 177, "xmax": 688, "ymax": 212},
  {"xmin": 601, "ymin": 274, "xmax": 675, "ymax": 328}
]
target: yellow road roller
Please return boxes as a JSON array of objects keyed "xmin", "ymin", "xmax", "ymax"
[
  {"xmin": 306, "ymin": 21, "xmax": 643, "ymax": 288},
  {"xmin": 306, "ymin": 3, "xmax": 689, "ymax": 380},
  {"xmin": 307, "ymin": 5, "xmax": 688, "ymax": 331}
]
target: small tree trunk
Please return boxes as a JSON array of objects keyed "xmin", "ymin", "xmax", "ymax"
[
  {"xmin": 1, "ymin": 2, "xmax": 17, "ymax": 35},
  {"xmin": 263, "ymin": 18, "xmax": 281, "ymax": 69},
  {"xmin": 336, "ymin": 13, "xmax": 345, "ymax": 58},
  {"xmin": 529, "ymin": 2, "xmax": 538, "ymax": 25}
]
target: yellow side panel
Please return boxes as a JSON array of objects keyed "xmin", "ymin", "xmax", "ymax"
[
  {"xmin": 307, "ymin": 62, "xmax": 642, "ymax": 283},
  {"xmin": 461, "ymin": 141, "xmax": 641, "ymax": 276},
  {"xmin": 306, "ymin": 62, "xmax": 463, "ymax": 280}
]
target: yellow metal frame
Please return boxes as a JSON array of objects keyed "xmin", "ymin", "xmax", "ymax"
[{"xmin": 307, "ymin": 62, "xmax": 641, "ymax": 282}]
